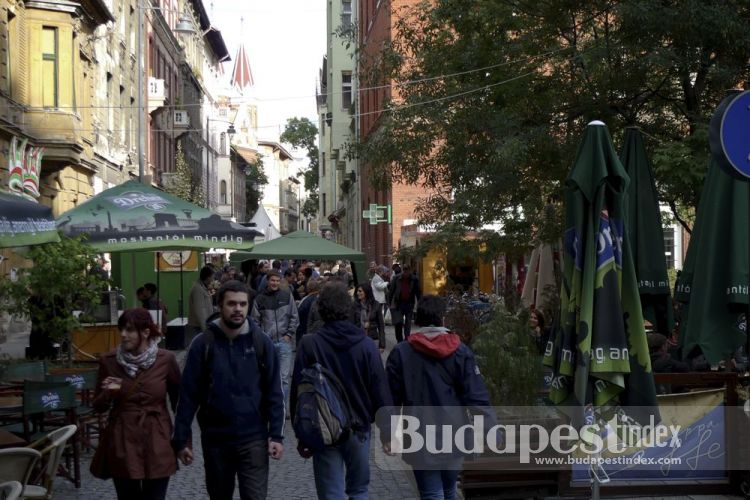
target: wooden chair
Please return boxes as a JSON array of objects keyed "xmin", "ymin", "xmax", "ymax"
[
  {"xmin": 23, "ymin": 425, "xmax": 78, "ymax": 500},
  {"xmin": 0, "ymin": 448, "xmax": 41, "ymax": 495},
  {"xmin": 0, "ymin": 481, "xmax": 23, "ymax": 500}
]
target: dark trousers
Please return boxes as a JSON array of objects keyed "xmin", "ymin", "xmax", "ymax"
[
  {"xmin": 202, "ymin": 439, "xmax": 269, "ymax": 500},
  {"xmin": 393, "ymin": 307, "xmax": 414, "ymax": 343},
  {"xmin": 113, "ymin": 477, "xmax": 170, "ymax": 500}
]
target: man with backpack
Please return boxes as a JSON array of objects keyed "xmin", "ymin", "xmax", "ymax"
[
  {"xmin": 172, "ymin": 280, "xmax": 285, "ymax": 500},
  {"xmin": 385, "ymin": 295, "xmax": 492, "ymax": 500},
  {"xmin": 290, "ymin": 281, "xmax": 392, "ymax": 500}
]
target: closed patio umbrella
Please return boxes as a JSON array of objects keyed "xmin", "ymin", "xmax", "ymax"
[{"xmin": 620, "ymin": 127, "xmax": 675, "ymax": 336}]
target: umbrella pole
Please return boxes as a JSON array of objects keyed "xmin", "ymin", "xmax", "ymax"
[
  {"xmin": 179, "ymin": 254, "xmax": 184, "ymax": 319},
  {"xmin": 130, "ymin": 253, "xmax": 137, "ymax": 307},
  {"xmin": 156, "ymin": 251, "xmax": 161, "ymax": 327}
]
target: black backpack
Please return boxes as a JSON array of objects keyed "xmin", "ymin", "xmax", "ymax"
[{"xmin": 292, "ymin": 335, "xmax": 361, "ymax": 451}]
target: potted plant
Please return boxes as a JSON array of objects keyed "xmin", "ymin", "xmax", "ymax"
[
  {"xmin": 0, "ymin": 235, "xmax": 110, "ymax": 366},
  {"xmin": 460, "ymin": 304, "xmax": 563, "ymax": 499}
]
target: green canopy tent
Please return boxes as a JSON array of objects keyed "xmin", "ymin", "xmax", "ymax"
[
  {"xmin": 544, "ymin": 121, "xmax": 658, "ymax": 421},
  {"xmin": 0, "ymin": 191, "xmax": 60, "ymax": 247},
  {"xmin": 620, "ymin": 127, "xmax": 675, "ymax": 336},
  {"xmin": 55, "ymin": 180, "xmax": 262, "ymax": 319},
  {"xmin": 234, "ymin": 230, "xmax": 368, "ymax": 285}
]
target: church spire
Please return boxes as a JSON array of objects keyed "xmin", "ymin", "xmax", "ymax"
[{"xmin": 231, "ymin": 18, "xmax": 254, "ymax": 90}]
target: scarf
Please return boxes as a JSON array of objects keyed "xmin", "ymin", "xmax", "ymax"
[{"xmin": 116, "ymin": 340, "xmax": 159, "ymax": 378}]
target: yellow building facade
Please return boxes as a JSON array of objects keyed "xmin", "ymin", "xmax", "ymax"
[{"xmin": 0, "ymin": 0, "xmax": 115, "ymax": 216}]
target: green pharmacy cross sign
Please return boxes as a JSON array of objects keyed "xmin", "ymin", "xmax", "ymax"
[{"xmin": 362, "ymin": 204, "xmax": 392, "ymax": 225}]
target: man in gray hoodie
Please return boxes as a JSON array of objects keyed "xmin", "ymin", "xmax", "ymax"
[{"xmin": 251, "ymin": 270, "xmax": 299, "ymax": 405}]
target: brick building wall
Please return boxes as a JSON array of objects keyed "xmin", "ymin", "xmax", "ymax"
[{"xmin": 358, "ymin": 0, "xmax": 429, "ymax": 265}]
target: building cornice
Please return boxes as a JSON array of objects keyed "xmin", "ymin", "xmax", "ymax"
[{"xmin": 25, "ymin": 0, "xmax": 115, "ymax": 24}]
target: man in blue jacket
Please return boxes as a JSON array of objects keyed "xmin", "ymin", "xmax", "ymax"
[
  {"xmin": 386, "ymin": 294, "xmax": 492, "ymax": 500},
  {"xmin": 172, "ymin": 280, "xmax": 285, "ymax": 500},
  {"xmin": 290, "ymin": 281, "xmax": 392, "ymax": 499}
]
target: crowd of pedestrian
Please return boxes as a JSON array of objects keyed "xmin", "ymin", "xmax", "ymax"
[{"xmin": 91, "ymin": 257, "xmax": 491, "ymax": 500}]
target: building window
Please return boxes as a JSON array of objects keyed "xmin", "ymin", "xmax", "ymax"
[
  {"xmin": 42, "ymin": 27, "xmax": 58, "ymax": 108},
  {"xmin": 322, "ymin": 193, "xmax": 327, "ymax": 217},
  {"xmin": 342, "ymin": 72, "xmax": 352, "ymax": 111},
  {"xmin": 341, "ymin": 0, "xmax": 352, "ymax": 27},
  {"xmin": 220, "ymin": 132, "xmax": 226, "ymax": 155},
  {"xmin": 220, "ymin": 180, "xmax": 227, "ymax": 204},
  {"xmin": 321, "ymin": 152, "xmax": 326, "ymax": 177}
]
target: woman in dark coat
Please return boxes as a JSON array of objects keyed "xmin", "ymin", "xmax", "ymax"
[
  {"xmin": 355, "ymin": 282, "xmax": 386, "ymax": 352},
  {"xmin": 92, "ymin": 308, "xmax": 181, "ymax": 500}
]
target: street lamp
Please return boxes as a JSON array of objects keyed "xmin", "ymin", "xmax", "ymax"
[
  {"xmin": 206, "ymin": 117, "xmax": 236, "ymax": 208},
  {"xmin": 137, "ymin": 6, "xmax": 196, "ymax": 183}
]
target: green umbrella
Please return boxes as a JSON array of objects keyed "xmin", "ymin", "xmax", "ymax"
[
  {"xmin": 544, "ymin": 121, "xmax": 657, "ymax": 424},
  {"xmin": 242, "ymin": 230, "xmax": 368, "ymax": 285},
  {"xmin": 55, "ymin": 180, "xmax": 261, "ymax": 252},
  {"xmin": 674, "ymin": 157, "xmax": 747, "ymax": 364},
  {"xmin": 620, "ymin": 127, "xmax": 675, "ymax": 335},
  {"xmin": 0, "ymin": 191, "xmax": 60, "ymax": 247}
]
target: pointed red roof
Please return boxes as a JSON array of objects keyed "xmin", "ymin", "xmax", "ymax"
[{"xmin": 231, "ymin": 44, "xmax": 254, "ymax": 89}]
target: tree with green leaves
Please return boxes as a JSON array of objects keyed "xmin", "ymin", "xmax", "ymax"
[
  {"xmin": 166, "ymin": 142, "xmax": 204, "ymax": 206},
  {"xmin": 0, "ymin": 235, "xmax": 110, "ymax": 365},
  {"xmin": 281, "ymin": 117, "xmax": 319, "ymax": 217},
  {"xmin": 354, "ymin": 0, "xmax": 750, "ymax": 245},
  {"xmin": 244, "ymin": 155, "xmax": 269, "ymax": 220}
]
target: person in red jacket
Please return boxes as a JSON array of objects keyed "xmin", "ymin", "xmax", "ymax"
[{"xmin": 386, "ymin": 295, "xmax": 492, "ymax": 500}]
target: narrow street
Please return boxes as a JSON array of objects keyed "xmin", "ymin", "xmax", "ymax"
[{"xmin": 50, "ymin": 325, "xmax": 421, "ymax": 500}]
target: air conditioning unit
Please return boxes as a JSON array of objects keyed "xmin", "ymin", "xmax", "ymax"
[{"xmin": 174, "ymin": 110, "xmax": 190, "ymax": 128}]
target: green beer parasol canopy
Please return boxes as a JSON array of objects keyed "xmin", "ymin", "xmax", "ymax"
[
  {"xmin": 620, "ymin": 127, "xmax": 675, "ymax": 336},
  {"xmin": 0, "ymin": 191, "xmax": 60, "ymax": 248},
  {"xmin": 545, "ymin": 121, "xmax": 658, "ymax": 424},
  {"xmin": 55, "ymin": 180, "xmax": 261, "ymax": 252}
]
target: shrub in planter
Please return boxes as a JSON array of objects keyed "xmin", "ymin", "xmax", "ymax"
[{"xmin": 471, "ymin": 305, "xmax": 542, "ymax": 407}]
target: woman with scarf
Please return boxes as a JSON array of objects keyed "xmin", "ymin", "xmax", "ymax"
[
  {"xmin": 354, "ymin": 282, "xmax": 386, "ymax": 353},
  {"xmin": 92, "ymin": 308, "xmax": 181, "ymax": 500}
]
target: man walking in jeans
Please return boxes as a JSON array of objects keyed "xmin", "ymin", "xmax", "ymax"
[
  {"xmin": 252, "ymin": 269, "xmax": 299, "ymax": 406},
  {"xmin": 291, "ymin": 281, "xmax": 392, "ymax": 499},
  {"xmin": 172, "ymin": 280, "xmax": 285, "ymax": 499},
  {"xmin": 388, "ymin": 263, "xmax": 422, "ymax": 342}
]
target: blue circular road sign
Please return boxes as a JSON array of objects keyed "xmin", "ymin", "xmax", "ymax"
[{"xmin": 720, "ymin": 90, "xmax": 750, "ymax": 180}]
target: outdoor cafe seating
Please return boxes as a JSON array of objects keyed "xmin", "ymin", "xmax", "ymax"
[{"xmin": 0, "ymin": 362, "xmax": 96, "ymax": 489}]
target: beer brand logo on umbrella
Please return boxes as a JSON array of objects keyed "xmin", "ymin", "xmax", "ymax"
[
  {"xmin": 109, "ymin": 192, "xmax": 171, "ymax": 211},
  {"xmin": 65, "ymin": 374, "xmax": 86, "ymax": 389},
  {"xmin": 41, "ymin": 392, "xmax": 61, "ymax": 409}
]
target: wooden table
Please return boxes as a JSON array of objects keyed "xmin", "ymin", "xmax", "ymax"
[{"xmin": 0, "ymin": 429, "xmax": 26, "ymax": 449}]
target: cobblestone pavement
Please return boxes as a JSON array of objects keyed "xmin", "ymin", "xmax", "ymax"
[{"xmin": 52, "ymin": 326, "xmax": 420, "ymax": 500}]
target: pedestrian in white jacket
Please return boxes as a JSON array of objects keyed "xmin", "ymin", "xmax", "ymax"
[{"xmin": 371, "ymin": 266, "xmax": 390, "ymax": 316}]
